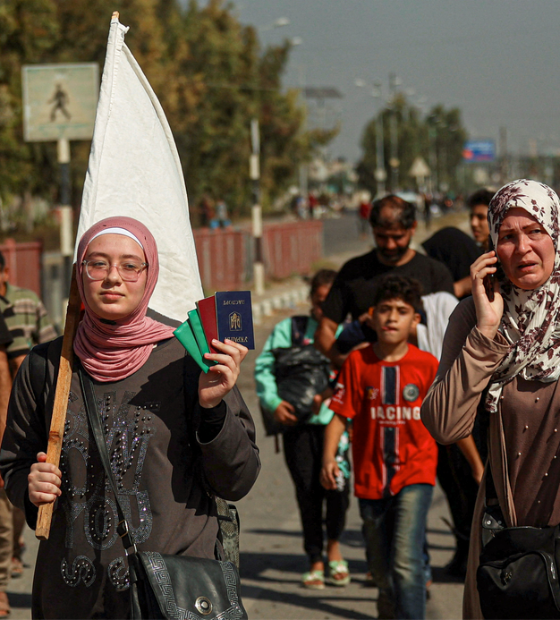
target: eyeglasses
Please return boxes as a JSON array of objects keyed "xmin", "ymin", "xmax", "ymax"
[{"xmin": 81, "ymin": 259, "xmax": 148, "ymax": 282}]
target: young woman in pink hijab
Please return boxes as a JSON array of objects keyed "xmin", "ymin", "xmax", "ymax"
[{"xmin": 0, "ymin": 217, "xmax": 260, "ymax": 619}]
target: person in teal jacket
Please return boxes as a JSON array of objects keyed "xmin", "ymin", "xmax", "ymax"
[{"xmin": 255, "ymin": 269, "xmax": 350, "ymax": 590}]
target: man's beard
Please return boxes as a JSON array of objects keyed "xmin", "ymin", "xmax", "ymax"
[{"xmin": 377, "ymin": 245, "xmax": 409, "ymax": 264}]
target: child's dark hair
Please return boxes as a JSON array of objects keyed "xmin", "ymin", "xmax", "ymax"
[
  {"xmin": 310, "ymin": 269, "xmax": 337, "ymax": 295},
  {"xmin": 373, "ymin": 275, "xmax": 424, "ymax": 313}
]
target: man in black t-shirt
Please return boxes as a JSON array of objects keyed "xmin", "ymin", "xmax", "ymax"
[{"xmin": 315, "ymin": 194, "xmax": 454, "ymax": 366}]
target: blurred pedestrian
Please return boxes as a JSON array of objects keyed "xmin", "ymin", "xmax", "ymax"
[
  {"xmin": 210, "ymin": 199, "xmax": 231, "ymax": 229},
  {"xmin": 422, "ymin": 193, "xmax": 432, "ymax": 230},
  {"xmin": 468, "ymin": 188, "xmax": 493, "ymax": 252},
  {"xmin": 0, "ymin": 251, "xmax": 58, "ymax": 376},
  {"xmin": 198, "ymin": 196, "xmax": 213, "ymax": 228},
  {"xmin": 255, "ymin": 269, "xmax": 351, "ymax": 590},
  {"xmin": 357, "ymin": 194, "xmax": 371, "ymax": 240},
  {"xmin": 0, "ymin": 251, "xmax": 58, "ymax": 581}
]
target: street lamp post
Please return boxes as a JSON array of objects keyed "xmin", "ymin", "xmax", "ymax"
[
  {"xmin": 389, "ymin": 72, "xmax": 402, "ymax": 192},
  {"xmin": 259, "ymin": 17, "xmax": 290, "ymax": 31},
  {"xmin": 356, "ymin": 79, "xmax": 387, "ymax": 196},
  {"xmin": 372, "ymin": 83, "xmax": 386, "ymax": 196}
]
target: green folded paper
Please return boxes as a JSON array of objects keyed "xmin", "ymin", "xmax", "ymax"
[{"xmin": 188, "ymin": 309, "xmax": 212, "ymax": 360}]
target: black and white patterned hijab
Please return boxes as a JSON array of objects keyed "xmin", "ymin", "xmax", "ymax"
[{"xmin": 486, "ymin": 179, "xmax": 560, "ymax": 413}]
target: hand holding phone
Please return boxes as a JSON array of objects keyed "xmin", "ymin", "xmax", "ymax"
[{"xmin": 471, "ymin": 245, "xmax": 503, "ymax": 341}]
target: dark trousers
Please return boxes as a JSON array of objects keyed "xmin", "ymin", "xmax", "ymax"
[
  {"xmin": 437, "ymin": 444, "xmax": 479, "ymax": 547},
  {"xmin": 283, "ymin": 424, "xmax": 350, "ymax": 564},
  {"xmin": 437, "ymin": 412, "xmax": 487, "ymax": 551}
]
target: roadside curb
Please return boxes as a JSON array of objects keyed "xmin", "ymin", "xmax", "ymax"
[{"xmin": 251, "ymin": 283, "xmax": 309, "ymax": 325}]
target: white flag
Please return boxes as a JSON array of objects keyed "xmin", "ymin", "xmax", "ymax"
[{"xmin": 77, "ymin": 15, "xmax": 203, "ymax": 321}]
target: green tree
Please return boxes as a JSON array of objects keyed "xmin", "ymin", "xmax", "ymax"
[
  {"xmin": 357, "ymin": 95, "xmax": 467, "ymax": 196},
  {"xmin": 0, "ymin": 0, "xmax": 59, "ymax": 201},
  {"xmin": 0, "ymin": 0, "xmax": 335, "ymax": 227},
  {"xmin": 425, "ymin": 105, "xmax": 468, "ymax": 193}
]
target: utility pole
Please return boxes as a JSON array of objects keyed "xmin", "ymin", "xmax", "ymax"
[
  {"xmin": 250, "ymin": 118, "xmax": 264, "ymax": 296},
  {"xmin": 389, "ymin": 73, "xmax": 400, "ymax": 192},
  {"xmin": 372, "ymin": 83, "xmax": 386, "ymax": 196},
  {"xmin": 58, "ymin": 138, "xmax": 73, "ymax": 317},
  {"xmin": 499, "ymin": 126, "xmax": 508, "ymax": 185}
]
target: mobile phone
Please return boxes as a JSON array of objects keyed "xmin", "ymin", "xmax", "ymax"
[
  {"xmin": 484, "ymin": 237, "xmax": 495, "ymax": 301},
  {"xmin": 483, "ymin": 273, "xmax": 495, "ymax": 302}
]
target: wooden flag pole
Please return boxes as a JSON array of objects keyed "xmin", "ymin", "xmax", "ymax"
[{"xmin": 36, "ymin": 265, "xmax": 82, "ymax": 540}]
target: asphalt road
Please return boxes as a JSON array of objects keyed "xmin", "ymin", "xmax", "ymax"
[{"xmin": 322, "ymin": 212, "xmax": 371, "ymax": 257}]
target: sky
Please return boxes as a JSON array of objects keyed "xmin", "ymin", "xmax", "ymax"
[{"xmin": 205, "ymin": 0, "xmax": 560, "ymax": 164}]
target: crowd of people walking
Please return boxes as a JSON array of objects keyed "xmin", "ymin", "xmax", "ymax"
[{"xmin": 1, "ymin": 181, "xmax": 560, "ymax": 620}]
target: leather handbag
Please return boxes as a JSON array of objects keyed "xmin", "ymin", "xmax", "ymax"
[
  {"xmin": 476, "ymin": 472, "xmax": 560, "ymax": 619},
  {"xmin": 79, "ymin": 367, "xmax": 248, "ymax": 620}
]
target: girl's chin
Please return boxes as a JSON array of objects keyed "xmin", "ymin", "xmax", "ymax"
[{"xmin": 92, "ymin": 308, "xmax": 130, "ymax": 322}]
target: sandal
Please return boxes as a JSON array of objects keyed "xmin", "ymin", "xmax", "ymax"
[
  {"xmin": 11, "ymin": 557, "xmax": 24, "ymax": 579},
  {"xmin": 327, "ymin": 559, "xmax": 350, "ymax": 586},
  {"xmin": 0, "ymin": 591, "xmax": 10, "ymax": 618},
  {"xmin": 302, "ymin": 569, "xmax": 325, "ymax": 590}
]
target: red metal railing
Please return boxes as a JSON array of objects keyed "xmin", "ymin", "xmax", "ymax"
[
  {"xmin": 192, "ymin": 220, "xmax": 323, "ymax": 292},
  {"xmin": 262, "ymin": 220, "xmax": 323, "ymax": 279}
]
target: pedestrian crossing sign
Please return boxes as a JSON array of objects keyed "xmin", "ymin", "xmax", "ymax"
[{"xmin": 22, "ymin": 63, "xmax": 99, "ymax": 142}]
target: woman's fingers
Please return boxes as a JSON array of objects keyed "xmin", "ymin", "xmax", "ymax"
[
  {"xmin": 471, "ymin": 251, "xmax": 497, "ymax": 281},
  {"xmin": 204, "ymin": 340, "xmax": 248, "ymax": 376},
  {"xmin": 198, "ymin": 339, "xmax": 248, "ymax": 408},
  {"xmin": 209, "ymin": 339, "xmax": 248, "ymax": 364},
  {"xmin": 29, "ymin": 459, "xmax": 62, "ymax": 507}
]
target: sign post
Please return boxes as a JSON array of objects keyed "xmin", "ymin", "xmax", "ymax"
[
  {"xmin": 250, "ymin": 119, "xmax": 264, "ymax": 296},
  {"xmin": 22, "ymin": 63, "xmax": 99, "ymax": 143},
  {"xmin": 409, "ymin": 157, "xmax": 431, "ymax": 191}
]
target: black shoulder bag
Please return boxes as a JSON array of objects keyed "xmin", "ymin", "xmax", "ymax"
[
  {"xmin": 78, "ymin": 366, "xmax": 248, "ymax": 620},
  {"xmin": 476, "ymin": 467, "xmax": 560, "ymax": 619}
]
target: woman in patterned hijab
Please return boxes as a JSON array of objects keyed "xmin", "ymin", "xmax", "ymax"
[
  {"xmin": 477, "ymin": 179, "xmax": 560, "ymax": 411},
  {"xmin": 421, "ymin": 178, "xmax": 560, "ymax": 619}
]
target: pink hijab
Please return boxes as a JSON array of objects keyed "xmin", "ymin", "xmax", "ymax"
[{"xmin": 73, "ymin": 216, "xmax": 176, "ymax": 382}]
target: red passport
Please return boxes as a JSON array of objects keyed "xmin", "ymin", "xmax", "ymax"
[{"xmin": 196, "ymin": 296, "xmax": 219, "ymax": 354}]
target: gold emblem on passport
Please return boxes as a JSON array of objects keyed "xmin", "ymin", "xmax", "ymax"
[{"xmin": 229, "ymin": 311, "xmax": 242, "ymax": 331}]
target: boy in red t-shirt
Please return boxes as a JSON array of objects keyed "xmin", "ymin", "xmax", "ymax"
[{"xmin": 321, "ymin": 275, "xmax": 438, "ymax": 620}]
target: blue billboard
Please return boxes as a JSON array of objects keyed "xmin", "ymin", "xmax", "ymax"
[{"xmin": 463, "ymin": 140, "xmax": 496, "ymax": 162}]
